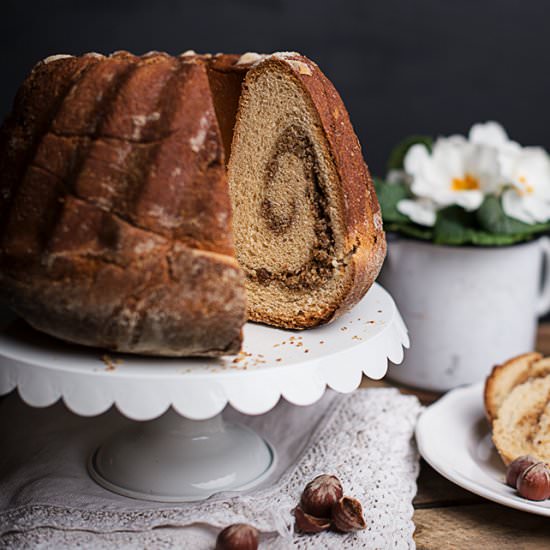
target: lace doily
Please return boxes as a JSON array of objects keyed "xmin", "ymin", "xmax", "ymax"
[{"xmin": 0, "ymin": 388, "xmax": 421, "ymax": 549}]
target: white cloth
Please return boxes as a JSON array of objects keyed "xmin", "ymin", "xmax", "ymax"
[{"xmin": 0, "ymin": 388, "xmax": 422, "ymax": 549}]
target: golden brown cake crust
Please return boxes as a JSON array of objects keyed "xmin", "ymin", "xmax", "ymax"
[
  {"xmin": 0, "ymin": 52, "xmax": 246, "ymax": 356},
  {"xmin": 483, "ymin": 352, "xmax": 543, "ymax": 421},
  {"xmin": 240, "ymin": 53, "xmax": 386, "ymax": 328}
]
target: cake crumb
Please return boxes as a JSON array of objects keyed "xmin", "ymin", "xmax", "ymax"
[
  {"xmin": 340, "ymin": 326, "xmax": 348, "ymax": 331},
  {"xmin": 319, "ymin": 340, "xmax": 325, "ymax": 345},
  {"xmin": 101, "ymin": 354, "xmax": 121, "ymax": 371},
  {"xmin": 276, "ymin": 358, "xmax": 282, "ymax": 362},
  {"xmin": 352, "ymin": 335, "xmax": 362, "ymax": 341},
  {"xmin": 304, "ymin": 349, "xmax": 310, "ymax": 353}
]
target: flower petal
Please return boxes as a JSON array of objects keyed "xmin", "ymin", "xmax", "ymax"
[
  {"xmin": 451, "ymin": 190, "xmax": 484, "ymax": 211},
  {"xmin": 469, "ymin": 121, "xmax": 509, "ymax": 148},
  {"xmin": 403, "ymin": 143, "xmax": 430, "ymax": 176},
  {"xmin": 397, "ymin": 198, "xmax": 437, "ymax": 227},
  {"xmin": 432, "ymin": 138, "xmax": 466, "ymax": 179},
  {"xmin": 522, "ymin": 195, "xmax": 550, "ymax": 223},
  {"xmin": 502, "ymin": 189, "xmax": 536, "ymax": 224},
  {"xmin": 466, "ymin": 144, "xmax": 502, "ymax": 193}
]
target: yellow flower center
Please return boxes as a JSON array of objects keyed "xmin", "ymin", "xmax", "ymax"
[
  {"xmin": 451, "ymin": 173, "xmax": 480, "ymax": 191},
  {"xmin": 517, "ymin": 175, "xmax": 534, "ymax": 195}
]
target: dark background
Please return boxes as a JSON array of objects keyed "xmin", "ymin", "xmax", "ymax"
[{"xmin": 1, "ymin": 0, "xmax": 549, "ymax": 177}]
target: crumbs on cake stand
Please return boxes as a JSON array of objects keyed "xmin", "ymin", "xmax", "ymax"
[{"xmin": 101, "ymin": 354, "xmax": 123, "ymax": 371}]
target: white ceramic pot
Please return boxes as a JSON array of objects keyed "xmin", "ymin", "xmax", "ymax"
[{"xmin": 380, "ymin": 236, "xmax": 550, "ymax": 392}]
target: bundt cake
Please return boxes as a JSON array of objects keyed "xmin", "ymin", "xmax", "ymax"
[{"xmin": 0, "ymin": 50, "xmax": 385, "ymax": 356}]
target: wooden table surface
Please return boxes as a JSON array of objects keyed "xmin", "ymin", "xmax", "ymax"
[{"xmin": 360, "ymin": 324, "xmax": 550, "ymax": 549}]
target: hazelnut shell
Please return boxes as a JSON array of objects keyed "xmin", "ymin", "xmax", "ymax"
[
  {"xmin": 215, "ymin": 523, "xmax": 259, "ymax": 550},
  {"xmin": 516, "ymin": 462, "xmax": 550, "ymax": 501},
  {"xmin": 505, "ymin": 455, "xmax": 539, "ymax": 488},
  {"xmin": 294, "ymin": 506, "xmax": 331, "ymax": 533},
  {"xmin": 300, "ymin": 474, "xmax": 344, "ymax": 517},
  {"xmin": 331, "ymin": 496, "xmax": 367, "ymax": 533}
]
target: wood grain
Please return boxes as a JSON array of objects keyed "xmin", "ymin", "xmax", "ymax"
[
  {"xmin": 414, "ymin": 503, "xmax": 550, "ymax": 549},
  {"xmin": 413, "ymin": 460, "xmax": 481, "ymax": 507}
]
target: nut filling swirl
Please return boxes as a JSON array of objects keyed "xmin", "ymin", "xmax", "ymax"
[{"xmin": 249, "ymin": 124, "xmax": 336, "ymax": 291}]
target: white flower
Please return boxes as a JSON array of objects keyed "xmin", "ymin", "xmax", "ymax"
[
  {"xmin": 500, "ymin": 147, "xmax": 550, "ymax": 224},
  {"xmin": 394, "ymin": 121, "xmax": 550, "ymax": 227},
  {"xmin": 397, "ymin": 135, "xmax": 502, "ymax": 226}
]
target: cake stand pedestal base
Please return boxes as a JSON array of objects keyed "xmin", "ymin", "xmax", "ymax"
[{"xmin": 88, "ymin": 409, "xmax": 275, "ymax": 502}]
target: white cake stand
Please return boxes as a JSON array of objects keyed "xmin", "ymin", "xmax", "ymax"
[{"xmin": 0, "ymin": 283, "xmax": 408, "ymax": 502}]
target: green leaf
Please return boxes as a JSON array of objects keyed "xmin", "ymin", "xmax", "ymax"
[
  {"xmin": 469, "ymin": 232, "xmax": 534, "ymax": 246},
  {"xmin": 373, "ymin": 178, "xmax": 411, "ymax": 223},
  {"xmin": 433, "ymin": 205, "xmax": 541, "ymax": 246},
  {"xmin": 433, "ymin": 206, "xmax": 478, "ymax": 245},
  {"xmin": 477, "ymin": 195, "xmax": 550, "ymax": 235},
  {"xmin": 386, "ymin": 135, "xmax": 433, "ymax": 172},
  {"xmin": 385, "ymin": 222, "xmax": 433, "ymax": 241}
]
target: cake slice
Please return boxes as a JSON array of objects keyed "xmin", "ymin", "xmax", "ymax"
[
  {"xmin": 532, "ymin": 400, "xmax": 550, "ymax": 462},
  {"xmin": 484, "ymin": 352, "xmax": 543, "ymax": 421},
  {"xmin": 227, "ymin": 53, "xmax": 385, "ymax": 328},
  {"xmin": 492, "ymin": 375, "xmax": 550, "ymax": 464}
]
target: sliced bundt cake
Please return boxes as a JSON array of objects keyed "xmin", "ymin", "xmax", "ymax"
[{"xmin": 0, "ymin": 51, "xmax": 385, "ymax": 355}]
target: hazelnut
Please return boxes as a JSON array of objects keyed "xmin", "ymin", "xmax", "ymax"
[
  {"xmin": 293, "ymin": 506, "xmax": 331, "ymax": 533},
  {"xmin": 331, "ymin": 496, "xmax": 367, "ymax": 532},
  {"xmin": 215, "ymin": 523, "xmax": 259, "ymax": 550},
  {"xmin": 517, "ymin": 462, "xmax": 550, "ymax": 501},
  {"xmin": 300, "ymin": 474, "xmax": 343, "ymax": 517},
  {"xmin": 505, "ymin": 455, "xmax": 539, "ymax": 488}
]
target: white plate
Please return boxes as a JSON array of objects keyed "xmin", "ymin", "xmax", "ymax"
[{"xmin": 416, "ymin": 382, "xmax": 550, "ymax": 516}]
